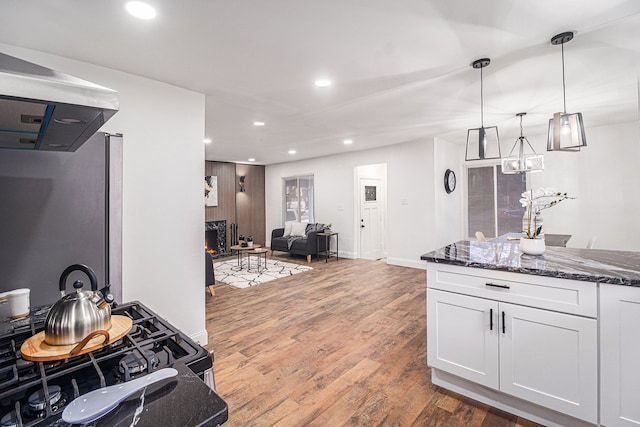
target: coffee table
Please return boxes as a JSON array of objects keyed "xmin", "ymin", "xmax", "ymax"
[
  {"xmin": 245, "ymin": 247, "xmax": 269, "ymax": 272},
  {"xmin": 230, "ymin": 244, "xmax": 262, "ymax": 269}
]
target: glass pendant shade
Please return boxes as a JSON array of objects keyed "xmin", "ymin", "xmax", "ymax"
[
  {"xmin": 547, "ymin": 111, "xmax": 587, "ymax": 151},
  {"xmin": 502, "ymin": 112, "xmax": 544, "ymax": 174},
  {"xmin": 547, "ymin": 32, "xmax": 587, "ymax": 152},
  {"xmin": 466, "ymin": 126, "xmax": 501, "ymax": 160},
  {"xmin": 502, "ymin": 139, "xmax": 544, "ymax": 173},
  {"xmin": 465, "ymin": 58, "xmax": 501, "ymax": 161}
]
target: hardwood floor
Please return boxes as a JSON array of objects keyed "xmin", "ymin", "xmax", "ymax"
[{"xmin": 205, "ymin": 253, "xmax": 542, "ymax": 427}]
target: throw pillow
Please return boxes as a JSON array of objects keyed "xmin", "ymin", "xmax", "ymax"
[
  {"xmin": 283, "ymin": 221, "xmax": 294, "ymax": 237},
  {"xmin": 291, "ymin": 221, "xmax": 307, "ymax": 237}
]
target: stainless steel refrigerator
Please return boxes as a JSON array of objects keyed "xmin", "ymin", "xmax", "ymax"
[{"xmin": 0, "ymin": 132, "xmax": 122, "ymax": 306}]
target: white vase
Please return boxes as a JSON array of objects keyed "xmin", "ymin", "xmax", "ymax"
[{"xmin": 519, "ymin": 238, "xmax": 546, "ymax": 256}]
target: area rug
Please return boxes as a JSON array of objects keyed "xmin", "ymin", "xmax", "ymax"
[{"xmin": 214, "ymin": 258, "xmax": 312, "ymax": 288}]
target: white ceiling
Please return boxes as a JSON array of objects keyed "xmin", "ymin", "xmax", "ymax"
[{"xmin": 1, "ymin": 0, "xmax": 639, "ymax": 164}]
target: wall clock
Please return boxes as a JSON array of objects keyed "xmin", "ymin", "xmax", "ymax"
[{"xmin": 444, "ymin": 169, "xmax": 456, "ymax": 194}]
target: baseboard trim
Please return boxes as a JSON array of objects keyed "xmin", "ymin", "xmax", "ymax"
[
  {"xmin": 386, "ymin": 257, "xmax": 426, "ymax": 270},
  {"xmin": 190, "ymin": 329, "xmax": 209, "ymax": 346}
]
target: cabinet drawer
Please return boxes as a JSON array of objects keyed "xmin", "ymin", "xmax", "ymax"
[{"xmin": 427, "ymin": 263, "xmax": 597, "ymax": 317}]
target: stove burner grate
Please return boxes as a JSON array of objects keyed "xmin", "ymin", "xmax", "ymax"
[{"xmin": 0, "ymin": 301, "xmax": 213, "ymax": 425}]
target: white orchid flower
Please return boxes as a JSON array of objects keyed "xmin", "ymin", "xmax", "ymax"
[{"xmin": 520, "ymin": 187, "xmax": 575, "ymax": 239}]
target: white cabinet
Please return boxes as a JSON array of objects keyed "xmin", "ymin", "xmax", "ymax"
[
  {"xmin": 427, "ymin": 263, "xmax": 598, "ymax": 424},
  {"xmin": 427, "ymin": 289, "xmax": 498, "ymax": 389},
  {"xmin": 600, "ymin": 285, "xmax": 640, "ymax": 427},
  {"xmin": 499, "ymin": 302, "xmax": 597, "ymax": 422}
]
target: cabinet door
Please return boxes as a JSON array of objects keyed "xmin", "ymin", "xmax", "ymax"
[
  {"xmin": 427, "ymin": 289, "xmax": 499, "ymax": 389},
  {"xmin": 601, "ymin": 285, "xmax": 640, "ymax": 427},
  {"xmin": 499, "ymin": 303, "xmax": 597, "ymax": 423}
]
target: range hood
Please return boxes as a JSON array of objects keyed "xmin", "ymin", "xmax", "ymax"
[{"xmin": 0, "ymin": 52, "xmax": 118, "ymax": 151}]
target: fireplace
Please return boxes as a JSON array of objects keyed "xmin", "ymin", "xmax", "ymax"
[{"xmin": 205, "ymin": 220, "xmax": 227, "ymax": 258}]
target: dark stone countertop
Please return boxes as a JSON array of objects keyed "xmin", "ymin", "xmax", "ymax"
[
  {"xmin": 421, "ymin": 240, "xmax": 640, "ymax": 287},
  {"xmin": 54, "ymin": 363, "xmax": 228, "ymax": 426}
]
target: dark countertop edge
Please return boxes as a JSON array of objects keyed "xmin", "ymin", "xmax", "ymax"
[
  {"xmin": 421, "ymin": 244, "xmax": 640, "ymax": 287},
  {"xmin": 87, "ymin": 363, "xmax": 228, "ymax": 427}
]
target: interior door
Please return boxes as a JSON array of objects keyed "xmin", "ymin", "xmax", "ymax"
[{"xmin": 360, "ymin": 178, "xmax": 382, "ymax": 260}]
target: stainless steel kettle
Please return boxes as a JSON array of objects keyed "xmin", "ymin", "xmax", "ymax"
[{"xmin": 44, "ymin": 264, "xmax": 114, "ymax": 346}]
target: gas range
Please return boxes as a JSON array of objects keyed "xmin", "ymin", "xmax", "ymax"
[{"xmin": 0, "ymin": 301, "xmax": 217, "ymax": 426}]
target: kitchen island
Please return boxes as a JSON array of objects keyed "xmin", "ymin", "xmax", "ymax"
[{"xmin": 421, "ymin": 241, "xmax": 640, "ymax": 427}]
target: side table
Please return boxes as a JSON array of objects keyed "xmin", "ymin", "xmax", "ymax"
[
  {"xmin": 229, "ymin": 244, "xmax": 262, "ymax": 270},
  {"xmin": 317, "ymin": 231, "xmax": 339, "ymax": 262},
  {"xmin": 245, "ymin": 248, "xmax": 269, "ymax": 272}
]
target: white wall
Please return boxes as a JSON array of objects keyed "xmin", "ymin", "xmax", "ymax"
[
  {"xmin": 433, "ymin": 138, "xmax": 465, "ymax": 249},
  {"xmin": 526, "ymin": 121, "xmax": 640, "ymax": 251},
  {"xmin": 1, "ymin": 44, "xmax": 208, "ymax": 343},
  {"xmin": 266, "ymin": 139, "xmax": 437, "ymax": 269}
]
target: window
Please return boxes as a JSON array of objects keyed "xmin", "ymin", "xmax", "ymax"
[
  {"xmin": 467, "ymin": 165, "xmax": 526, "ymax": 239},
  {"xmin": 283, "ymin": 175, "xmax": 314, "ymax": 224}
]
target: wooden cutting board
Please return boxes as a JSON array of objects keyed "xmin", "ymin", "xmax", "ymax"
[{"xmin": 21, "ymin": 315, "xmax": 133, "ymax": 362}]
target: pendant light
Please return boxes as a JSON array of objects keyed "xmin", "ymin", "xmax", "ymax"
[
  {"xmin": 547, "ymin": 32, "xmax": 587, "ymax": 151},
  {"xmin": 465, "ymin": 58, "xmax": 501, "ymax": 161},
  {"xmin": 502, "ymin": 113, "xmax": 544, "ymax": 174}
]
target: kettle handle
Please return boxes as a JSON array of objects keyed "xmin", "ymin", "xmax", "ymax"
[{"xmin": 59, "ymin": 264, "xmax": 98, "ymax": 293}]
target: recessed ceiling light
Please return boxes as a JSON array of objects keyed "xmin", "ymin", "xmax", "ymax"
[
  {"xmin": 253, "ymin": 121, "xmax": 265, "ymax": 126},
  {"xmin": 288, "ymin": 150, "xmax": 296, "ymax": 155},
  {"xmin": 314, "ymin": 79, "xmax": 332, "ymax": 88},
  {"xmin": 204, "ymin": 138, "xmax": 212, "ymax": 144},
  {"xmin": 343, "ymin": 139, "xmax": 353, "ymax": 145},
  {"xmin": 125, "ymin": 1, "xmax": 156, "ymax": 20},
  {"xmin": 248, "ymin": 158, "xmax": 256, "ymax": 162}
]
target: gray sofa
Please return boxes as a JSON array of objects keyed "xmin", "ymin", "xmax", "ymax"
[{"xmin": 270, "ymin": 223, "xmax": 328, "ymax": 262}]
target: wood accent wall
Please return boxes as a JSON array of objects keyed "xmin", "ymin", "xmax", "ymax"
[
  {"xmin": 205, "ymin": 162, "xmax": 236, "ymax": 223},
  {"xmin": 236, "ymin": 163, "xmax": 266, "ymax": 246},
  {"xmin": 204, "ymin": 161, "xmax": 265, "ymax": 247}
]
